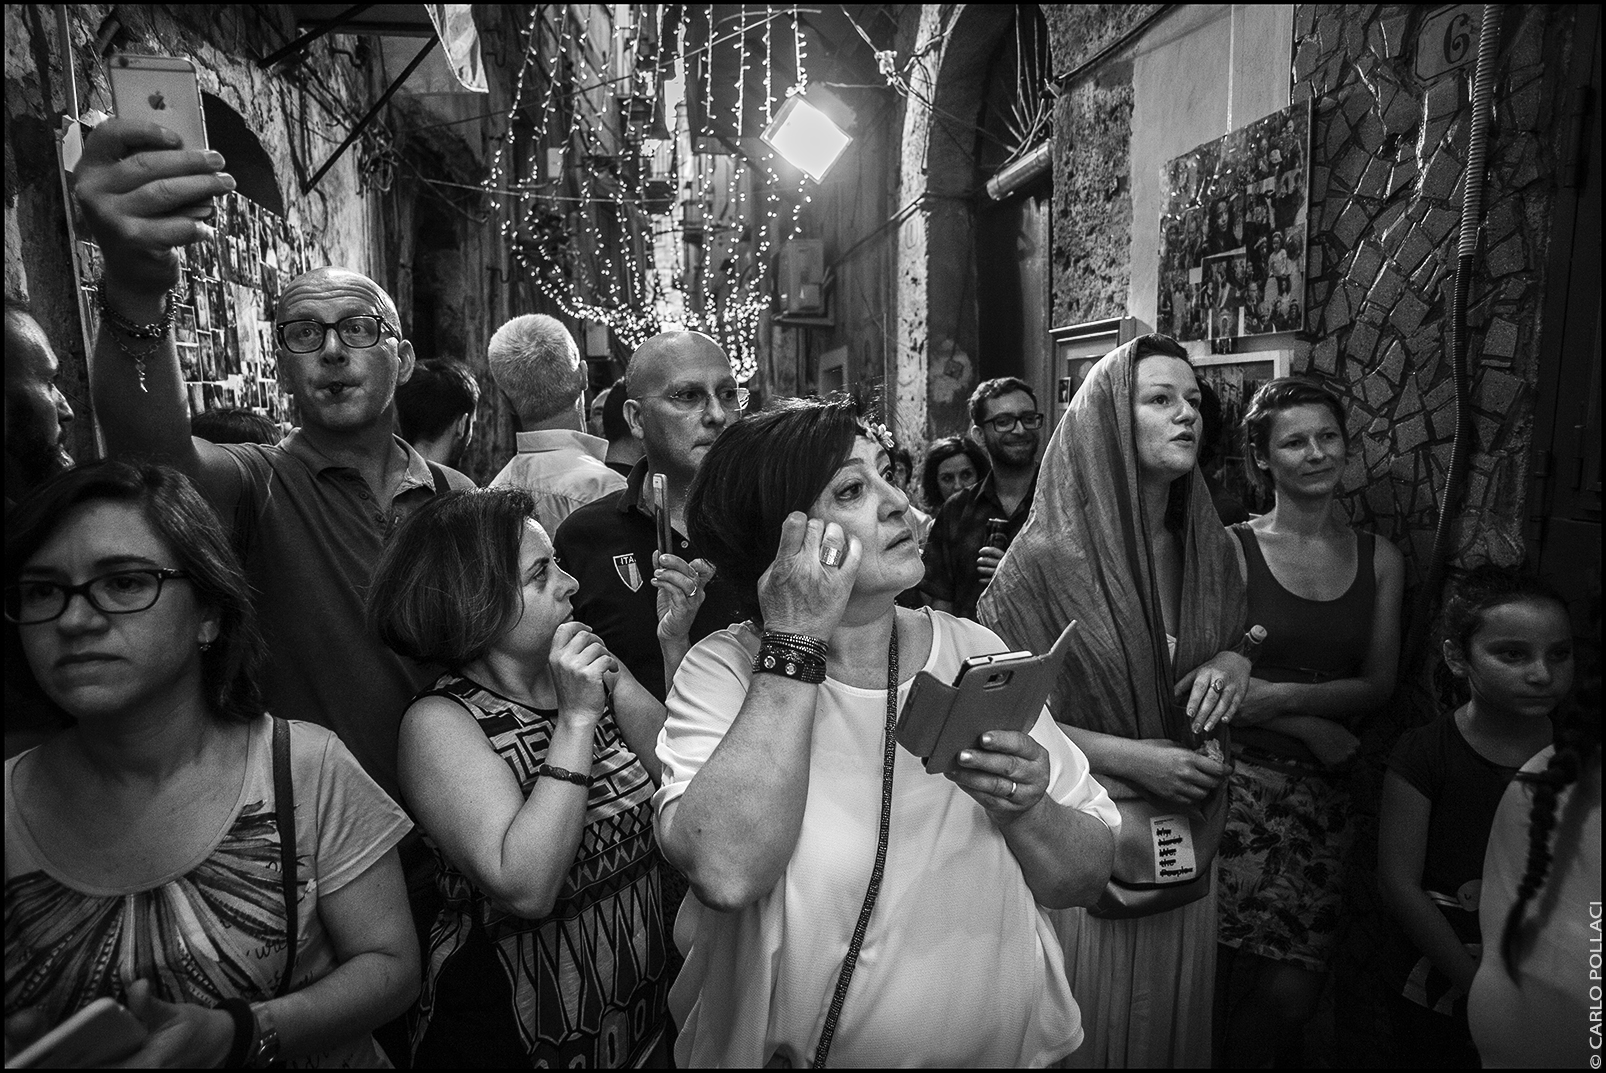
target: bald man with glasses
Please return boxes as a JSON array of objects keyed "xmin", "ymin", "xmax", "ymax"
[
  {"xmin": 71, "ymin": 118, "xmax": 475, "ymax": 806},
  {"xmin": 921, "ymin": 376, "xmax": 1046, "ymax": 620},
  {"xmin": 551, "ymin": 331, "xmax": 746, "ymax": 703}
]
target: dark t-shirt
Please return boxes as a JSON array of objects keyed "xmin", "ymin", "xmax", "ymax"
[
  {"xmin": 552, "ymin": 463, "xmax": 743, "ymax": 701},
  {"xmin": 216, "ymin": 433, "xmax": 474, "ymax": 802},
  {"xmin": 1385, "ymin": 712, "xmax": 1522, "ymax": 959},
  {"xmin": 920, "ymin": 471, "xmax": 1036, "ymax": 621}
]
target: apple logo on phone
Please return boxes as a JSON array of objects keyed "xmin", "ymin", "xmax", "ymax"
[{"xmin": 148, "ymin": 91, "xmax": 167, "ymax": 110}]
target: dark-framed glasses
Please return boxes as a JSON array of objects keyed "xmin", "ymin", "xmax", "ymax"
[
  {"xmin": 5, "ymin": 569, "xmax": 191, "ymax": 625},
  {"xmin": 649, "ymin": 386, "xmax": 751, "ymax": 413},
  {"xmin": 275, "ymin": 315, "xmax": 393, "ymax": 354},
  {"xmin": 983, "ymin": 411, "xmax": 1045, "ymax": 433}
]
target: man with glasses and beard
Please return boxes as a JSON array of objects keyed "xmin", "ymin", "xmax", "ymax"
[
  {"xmin": 921, "ymin": 377, "xmax": 1045, "ymax": 620},
  {"xmin": 552, "ymin": 331, "xmax": 744, "ymax": 702}
]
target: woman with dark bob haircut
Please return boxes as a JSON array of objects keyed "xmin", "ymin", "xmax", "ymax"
[
  {"xmin": 658, "ymin": 395, "xmax": 1119, "ymax": 1066},
  {"xmin": 920, "ymin": 433, "xmax": 990, "ymax": 512},
  {"xmin": 1215, "ymin": 377, "xmax": 1404, "ymax": 1066},
  {"xmin": 4, "ymin": 461, "xmax": 418, "ymax": 1067},
  {"xmin": 365, "ymin": 487, "xmax": 707, "ymax": 1066}
]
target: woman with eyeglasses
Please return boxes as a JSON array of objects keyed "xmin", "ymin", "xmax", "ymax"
[{"xmin": 3, "ymin": 461, "xmax": 418, "ymax": 1068}]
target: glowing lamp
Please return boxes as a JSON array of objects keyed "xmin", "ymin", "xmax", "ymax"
[{"xmin": 761, "ymin": 94, "xmax": 852, "ymax": 183}]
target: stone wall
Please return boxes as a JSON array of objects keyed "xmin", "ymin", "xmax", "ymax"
[
  {"xmin": 1294, "ymin": 3, "xmax": 1576, "ymax": 575},
  {"xmin": 1043, "ymin": 6, "xmax": 1159, "ymax": 327}
]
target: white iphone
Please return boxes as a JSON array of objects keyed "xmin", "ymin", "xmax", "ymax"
[
  {"xmin": 8, "ymin": 996, "xmax": 149, "ymax": 1068},
  {"xmin": 107, "ymin": 53, "xmax": 209, "ymax": 151}
]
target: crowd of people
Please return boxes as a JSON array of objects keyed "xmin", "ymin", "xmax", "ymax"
[{"xmin": 2, "ymin": 116, "xmax": 1597, "ymax": 1070}]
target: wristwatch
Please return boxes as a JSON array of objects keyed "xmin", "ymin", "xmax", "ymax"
[{"xmin": 245, "ymin": 1002, "xmax": 281, "ymax": 1068}]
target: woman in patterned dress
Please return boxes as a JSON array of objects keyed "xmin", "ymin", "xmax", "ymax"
[
  {"xmin": 1214, "ymin": 378, "xmax": 1404, "ymax": 1066},
  {"xmin": 367, "ymin": 488, "xmax": 708, "ymax": 1067},
  {"xmin": 5, "ymin": 461, "xmax": 417, "ymax": 1067}
]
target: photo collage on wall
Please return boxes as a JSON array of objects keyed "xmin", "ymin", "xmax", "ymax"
[
  {"xmin": 1156, "ymin": 100, "xmax": 1311, "ymax": 342},
  {"xmin": 74, "ymin": 191, "xmax": 308, "ymax": 426}
]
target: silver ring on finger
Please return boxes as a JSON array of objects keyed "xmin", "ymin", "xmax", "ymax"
[
  {"xmin": 820, "ymin": 543, "xmax": 845, "ymax": 568},
  {"xmin": 688, "ymin": 582, "xmax": 698, "ymax": 597},
  {"xmin": 1210, "ymin": 678, "xmax": 1225, "ymax": 692},
  {"xmin": 1007, "ymin": 780, "xmax": 1017, "ymax": 799}
]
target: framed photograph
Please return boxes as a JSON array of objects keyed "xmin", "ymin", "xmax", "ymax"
[
  {"xmin": 175, "ymin": 304, "xmax": 198, "ymax": 346},
  {"xmin": 1158, "ymin": 99, "xmax": 1310, "ymax": 342},
  {"xmin": 1193, "ymin": 349, "xmax": 1293, "ymax": 517}
]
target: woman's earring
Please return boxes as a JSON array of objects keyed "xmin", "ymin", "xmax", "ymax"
[{"xmin": 200, "ymin": 639, "xmax": 216, "ymax": 653}]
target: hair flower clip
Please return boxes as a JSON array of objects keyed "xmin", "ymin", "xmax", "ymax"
[{"xmin": 863, "ymin": 419, "xmax": 896, "ymax": 454}]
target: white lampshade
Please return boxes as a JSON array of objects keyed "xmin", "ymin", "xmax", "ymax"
[{"xmin": 761, "ymin": 94, "xmax": 852, "ymax": 183}]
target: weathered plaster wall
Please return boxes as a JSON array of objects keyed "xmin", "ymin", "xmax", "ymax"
[
  {"xmin": 1294, "ymin": 3, "xmax": 1571, "ymax": 575},
  {"xmin": 5, "ymin": 4, "xmax": 382, "ymax": 458}
]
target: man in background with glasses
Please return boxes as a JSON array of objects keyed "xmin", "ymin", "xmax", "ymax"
[
  {"xmin": 71, "ymin": 119, "xmax": 474, "ymax": 814},
  {"xmin": 486, "ymin": 313, "xmax": 626, "ymax": 534},
  {"xmin": 552, "ymin": 330, "xmax": 746, "ymax": 704},
  {"xmin": 921, "ymin": 377, "xmax": 1045, "ymax": 620}
]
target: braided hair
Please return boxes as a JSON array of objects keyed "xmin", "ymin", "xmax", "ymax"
[{"xmin": 1499, "ymin": 594, "xmax": 1600, "ymax": 978}]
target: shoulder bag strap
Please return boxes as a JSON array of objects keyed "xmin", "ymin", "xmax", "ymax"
[
  {"xmin": 271, "ymin": 716, "xmax": 299, "ymax": 997},
  {"xmin": 427, "ymin": 461, "xmax": 451, "ymax": 495},
  {"xmin": 811, "ymin": 629, "xmax": 899, "ymax": 1068}
]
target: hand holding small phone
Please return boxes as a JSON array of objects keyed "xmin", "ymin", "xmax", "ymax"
[
  {"xmin": 7, "ymin": 997, "xmax": 148, "ymax": 1068},
  {"xmin": 653, "ymin": 473, "xmax": 673, "ymax": 563}
]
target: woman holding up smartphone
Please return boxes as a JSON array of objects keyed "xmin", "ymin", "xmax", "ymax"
[
  {"xmin": 3, "ymin": 461, "xmax": 417, "ymax": 1067},
  {"xmin": 656, "ymin": 396, "xmax": 1118, "ymax": 1067}
]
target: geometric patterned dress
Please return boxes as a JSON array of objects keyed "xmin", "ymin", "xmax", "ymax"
[{"xmin": 408, "ymin": 674, "xmax": 671, "ymax": 1068}]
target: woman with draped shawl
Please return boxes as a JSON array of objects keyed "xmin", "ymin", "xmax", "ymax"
[{"xmin": 980, "ymin": 334, "xmax": 1249, "ymax": 1067}]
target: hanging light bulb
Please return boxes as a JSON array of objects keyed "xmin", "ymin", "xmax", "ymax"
[{"xmin": 761, "ymin": 92, "xmax": 851, "ymax": 183}]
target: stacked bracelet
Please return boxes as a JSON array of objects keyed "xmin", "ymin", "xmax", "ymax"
[
  {"xmin": 97, "ymin": 280, "xmax": 175, "ymax": 393},
  {"xmin": 217, "ymin": 997, "xmax": 255, "ymax": 1068},
  {"xmin": 754, "ymin": 631, "xmax": 828, "ymax": 684},
  {"xmin": 538, "ymin": 763, "xmax": 593, "ymax": 787}
]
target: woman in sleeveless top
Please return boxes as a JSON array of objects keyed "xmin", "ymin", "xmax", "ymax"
[
  {"xmin": 365, "ymin": 488, "xmax": 711, "ymax": 1067},
  {"xmin": 1214, "ymin": 379, "xmax": 1404, "ymax": 1066}
]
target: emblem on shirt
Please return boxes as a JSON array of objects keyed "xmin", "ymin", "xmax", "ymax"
[{"xmin": 613, "ymin": 553, "xmax": 643, "ymax": 592}]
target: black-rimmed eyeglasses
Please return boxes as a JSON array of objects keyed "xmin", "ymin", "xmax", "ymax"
[
  {"xmin": 981, "ymin": 411, "xmax": 1045, "ymax": 433},
  {"xmin": 275, "ymin": 315, "xmax": 394, "ymax": 354},
  {"xmin": 5, "ymin": 569, "xmax": 192, "ymax": 625}
]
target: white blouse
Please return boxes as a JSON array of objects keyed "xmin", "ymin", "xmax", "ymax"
[{"xmin": 655, "ymin": 609, "xmax": 1120, "ymax": 1067}]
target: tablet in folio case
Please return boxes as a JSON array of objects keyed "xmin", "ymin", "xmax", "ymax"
[{"xmin": 895, "ymin": 620, "xmax": 1079, "ymax": 774}]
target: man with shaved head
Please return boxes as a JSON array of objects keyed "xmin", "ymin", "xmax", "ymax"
[
  {"xmin": 485, "ymin": 313, "xmax": 625, "ymax": 534},
  {"xmin": 72, "ymin": 119, "xmax": 474, "ymax": 804},
  {"xmin": 4, "ymin": 300, "xmax": 76, "ymax": 508},
  {"xmin": 551, "ymin": 330, "xmax": 744, "ymax": 702}
]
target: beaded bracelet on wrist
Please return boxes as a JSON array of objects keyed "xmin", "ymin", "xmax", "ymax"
[
  {"xmin": 761, "ymin": 630, "xmax": 828, "ymax": 659},
  {"xmin": 97, "ymin": 280, "xmax": 176, "ymax": 393},
  {"xmin": 538, "ymin": 763, "xmax": 593, "ymax": 787}
]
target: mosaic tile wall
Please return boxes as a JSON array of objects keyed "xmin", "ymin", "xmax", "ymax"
[{"xmin": 1292, "ymin": 3, "xmax": 1574, "ymax": 575}]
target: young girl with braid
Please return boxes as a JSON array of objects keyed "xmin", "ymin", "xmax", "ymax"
[
  {"xmin": 1468, "ymin": 610, "xmax": 1599, "ymax": 1067},
  {"xmin": 1377, "ymin": 567, "xmax": 1575, "ymax": 1067}
]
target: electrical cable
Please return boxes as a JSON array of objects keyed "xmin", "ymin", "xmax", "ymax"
[{"xmin": 1403, "ymin": 4, "xmax": 1505, "ymax": 672}]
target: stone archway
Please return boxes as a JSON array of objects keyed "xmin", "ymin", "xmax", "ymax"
[
  {"xmin": 891, "ymin": 4, "xmax": 1035, "ymax": 442},
  {"xmin": 886, "ymin": 3, "xmax": 1021, "ymax": 440}
]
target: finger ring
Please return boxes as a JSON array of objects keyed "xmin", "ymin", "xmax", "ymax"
[
  {"xmin": 688, "ymin": 583, "xmax": 698, "ymax": 597},
  {"xmin": 1211, "ymin": 679, "xmax": 1225, "ymax": 692},
  {"xmin": 820, "ymin": 544, "xmax": 845, "ymax": 568},
  {"xmin": 1007, "ymin": 780, "xmax": 1017, "ymax": 798}
]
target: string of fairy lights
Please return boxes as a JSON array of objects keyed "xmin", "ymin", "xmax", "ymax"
[{"xmin": 483, "ymin": 4, "xmax": 819, "ymax": 382}]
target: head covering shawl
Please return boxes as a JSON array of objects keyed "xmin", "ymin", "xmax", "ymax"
[{"xmin": 978, "ymin": 337, "xmax": 1245, "ymax": 742}]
